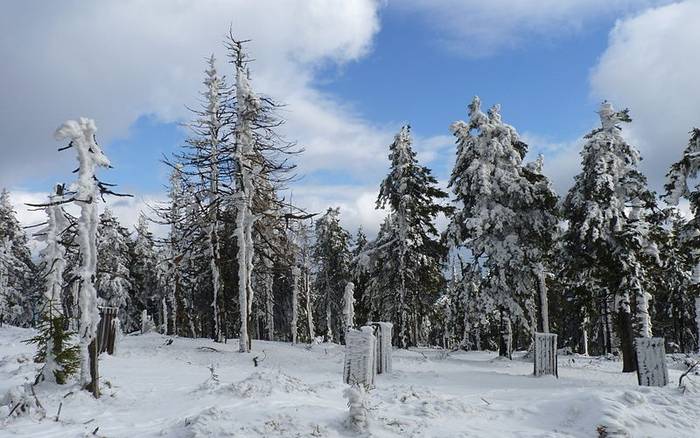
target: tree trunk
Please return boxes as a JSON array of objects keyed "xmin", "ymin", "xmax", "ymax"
[
  {"xmin": 537, "ymin": 263, "xmax": 549, "ymax": 333},
  {"xmin": 581, "ymin": 315, "xmax": 589, "ymax": 356},
  {"xmin": 616, "ymin": 307, "xmax": 637, "ymax": 373},
  {"xmin": 695, "ymin": 296, "xmax": 700, "ymax": 354},
  {"xmin": 87, "ymin": 338, "xmax": 100, "ymax": 398},
  {"xmin": 499, "ymin": 310, "xmax": 512, "ymax": 359}
]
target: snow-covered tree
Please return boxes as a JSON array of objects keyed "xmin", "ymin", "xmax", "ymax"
[
  {"xmin": 26, "ymin": 185, "xmax": 79, "ymax": 384},
  {"xmin": 55, "ymin": 118, "xmax": 111, "ymax": 395},
  {"xmin": 230, "ymin": 41, "xmax": 261, "ymax": 352},
  {"xmin": 0, "ymin": 188, "xmax": 37, "ymax": 327},
  {"xmin": 313, "ymin": 207, "xmax": 351, "ymax": 343},
  {"xmin": 649, "ymin": 209, "xmax": 694, "ymax": 352},
  {"xmin": 96, "ymin": 208, "xmax": 133, "ymax": 329},
  {"xmin": 448, "ymin": 97, "xmax": 558, "ymax": 357},
  {"xmin": 562, "ymin": 102, "xmax": 654, "ymax": 371},
  {"xmin": 129, "ymin": 213, "xmax": 160, "ymax": 333},
  {"xmin": 359, "ymin": 125, "xmax": 450, "ymax": 347},
  {"xmin": 664, "ymin": 127, "xmax": 700, "ymax": 352}
]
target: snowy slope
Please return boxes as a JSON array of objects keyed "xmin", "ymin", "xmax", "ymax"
[{"xmin": 1, "ymin": 326, "xmax": 699, "ymax": 437}]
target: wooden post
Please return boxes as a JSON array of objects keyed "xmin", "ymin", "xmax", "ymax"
[
  {"xmin": 533, "ymin": 332, "xmax": 558, "ymax": 377},
  {"xmin": 97, "ymin": 307, "xmax": 118, "ymax": 355},
  {"xmin": 370, "ymin": 322, "xmax": 393, "ymax": 374},
  {"xmin": 343, "ymin": 328, "xmax": 376, "ymax": 387},
  {"xmin": 88, "ymin": 337, "xmax": 100, "ymax": 398},
  {"xmin": 635, "ymin": 337, "xmax": 668, "ymax": 387}
]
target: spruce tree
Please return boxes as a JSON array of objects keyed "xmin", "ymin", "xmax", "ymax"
[
  {"xmin": 350, "ymin": 228, "xmax": 369, "ymax": 326},
  {"xmin": 26, "ymin": 185, "xmax": 79, "ymax": 384},
  {"xmin": 0, "ymin": 188, "xmax": 37, "ymax": 327},
  {"xmin": 664, "ymin": 128, "xmax": 700, "ymax": 352},
  {"xmin": 448, "ymin": 97, "xmax": 557, "ymax": 357},
  {"xmin": 562, "ymin": 102, "xmax": 654, "ymax": 371},
  {"xmin": 312, "ymin": 207, "xmax": 351, "ymax": 343},
  {"xmin": 130, "ymin": 213, "xmax": 160, "ymax": 333},
  {"xmin": 96, "ymin": 208, "xmax": 133, "ymax": 330},
  {"xmin": 359, "ymin": 125, "xmax": 450, "ymax": 347}
]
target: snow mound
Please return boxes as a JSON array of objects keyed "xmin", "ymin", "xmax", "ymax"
[
  {"xmin": 220, "ymin": 369, "xmax": 315, "ymax": 398},
  {"xmin": 382, "ymin": 386, "xmax": 474, "ymax": 419},
  {"xmin": 182, "ymin": 407, "xmax": 329, "ymax": 438}
]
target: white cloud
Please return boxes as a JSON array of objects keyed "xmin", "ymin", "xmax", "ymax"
[
  {"xmin": 393, "ymin": 0, "xmax": 673, "ymax": 56},
  {"xmin": 0, "ymin": 0, "xmax": 382, "ymax": 185},
  {"xmin": 590, "ymin": 0, "xmax": 700, "ymax": 192},
  {"xmin": 521, "ymin": 132, "xmax": 584, "ymax": 196},
  {"xmin": 288, "ymin": 184, "xmax": 387, "ymax": 236},
  {"xmin": 0, "ymin": 0, "xmax": 398, "ymax": 234}
]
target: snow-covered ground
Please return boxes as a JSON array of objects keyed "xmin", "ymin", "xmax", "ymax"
[{"xmin": 1, "ymin": 326, "xmax": 699, "ymax": 437}]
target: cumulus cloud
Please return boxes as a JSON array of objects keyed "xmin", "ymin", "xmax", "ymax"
[
  {"xmin": 590, "ymin": 0, "xmax": 700, "ymax": 192},
  {"xmin": 0, "ymin": 0, "xmax": 382, "ymax": 185},
  {"xmin": 521, "ymin": 133, "xmax": 584, "ymax": 196},
  {"xmin": 0, "ymin": 0, "xmax": 398, "ymax": 233},
  {"xmin": 394, "ymin": 0, "xmax": 673, "ymax": 56}
]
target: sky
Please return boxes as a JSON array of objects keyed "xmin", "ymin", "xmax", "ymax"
[{"xmin": 1, "ymin": 0, "xmax": 699, "ymax": 236}]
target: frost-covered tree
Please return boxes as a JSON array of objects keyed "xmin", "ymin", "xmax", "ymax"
[
  {"xmin": 350, "ymin": 228, "xmax": 369, "ymax": 325},
  {"xmin": 96, "ymin": 208, "xmax": 133, "ymax": 329},
  {"xmin": 129, "ymin": 213, "xmax": 160, "ymax": 333},
  {"xmin": 359, "ymin": 126, "xmax": 450, "ymax": 347},
  {"xmin": 55, "ymin": 118, "xmax": 113, "ymax": 396},
  {"xmin": 649, "ymin": 209, "xmax": 694, "ymax": 352},
  {"xmin": 230, "ymin": 41, "xmax": 261, "ymax": 352},
  {"xmin": 664, "ymin": 128, "xmax": 700, "ymax": 351},
  {"xmin": 562, "ymin": 102, "xmax": 654, "ymax": 371},
  {"xmin": 448, "ymin": 97, "xmax": 558, "ymax": 357},
  {"xmin": 313, "ymin": 208, "xmax": 351, "ymax": 343},
  {"xmin": 166, "ymin": 55, "xmax": 232, "ymax": 342},
  {"xmin": 0, "ymin": 189, "xmax": 37, "ymax": 327},
  {"xmin": 26, "ymin": 185, "xmax": 79, "ymax": 384}
]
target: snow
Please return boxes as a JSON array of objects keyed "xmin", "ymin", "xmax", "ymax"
[{"xmin": 2, "ymin": 326, "xmax": 700, "ymax": 437}]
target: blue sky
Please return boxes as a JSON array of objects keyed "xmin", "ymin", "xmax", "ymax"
[{"xmin": 2, "ymin": 1, "xmax": 698, "ymax": 234}]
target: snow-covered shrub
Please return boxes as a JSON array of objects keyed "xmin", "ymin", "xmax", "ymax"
[
  {"xmin": 1, "ymin": 383, "xmax": 45, "ymax": 419},
  {"xmin": 344, "ymin": 384, "xmax": 370, "ymax": 432},
  {"xmin": 141, "ymin": 310, "xmax": 155, "ymax": 334}
]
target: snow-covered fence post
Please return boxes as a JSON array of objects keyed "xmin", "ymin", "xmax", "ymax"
[
  {"xmin": 370, "ymin": 322, "xmax": 393, "ymax": 374},
  {"xmin": 55, "ymin": 118, "xmax": 111, "ymax": 399},
  {"xmin": 635, "ymin": 337, "xmax": 668, "ymax": 387},
  {"xmin": 533, "ymin": 333, "xmax": 558, "ymax": 377},
  {"xmin": 343, "ymin": 327, "xmax": 376, "ymax": 387}
]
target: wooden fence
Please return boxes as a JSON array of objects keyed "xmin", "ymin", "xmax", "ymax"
[{"xmin": 533, "ymin": 333, "xmax": 558, "ymax": 377}]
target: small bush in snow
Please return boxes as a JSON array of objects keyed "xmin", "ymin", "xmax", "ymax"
[{"xmin": 344, "ymin": 384, "xmax": 370, "ymax": 432}]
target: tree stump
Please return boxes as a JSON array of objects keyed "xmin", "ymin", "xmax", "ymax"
[
  {"xmin": 343, "ymin": 328, "xmax": 376, "ymax": 387},
  {"xmin": 635, "ymin": 337, "xmax": 668, "ymax": 387},
  {"xmin": 533, "ymin": 332, "xmax": 558, "ymax": 377}
]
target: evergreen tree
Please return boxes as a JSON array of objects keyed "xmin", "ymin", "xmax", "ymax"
[
  {"xmin": 448, "ymin": 97, "xmax": 557, "ymax": 357},
  {"xmin": 650, "ymin": 209, "xmax": 694, "ymax": 352},
  {"xmin": 25, "ymin": 185, "xmax": 79, "ymax": 384},
  {"xmin": 0, "ymin": 188, "xmax": 37, "ymax": 327},
  {"xmin": 96, "ymin": 208, "xmax": 133, "ymax": 330},
  {"xmin": 130, "ymin": 213, "xmax": 159, "ymax": 333},
  {"xmin": 562, "ymin": 102, "xmax": 654, "ymax": 371},
  {"xmin": 359, "ymin": 125, "xmax": 450, "ymax": 347},
  {"xmin": 350, "ymin": 228, "xmax": 369, "ymax": 326},
  {"xmin": 312, "ymin": 207, "xmax": 351, "ymax": 343},
  {"xmin": 664, "ymin": 127, "xmax": 700, "ymax": 352}
]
